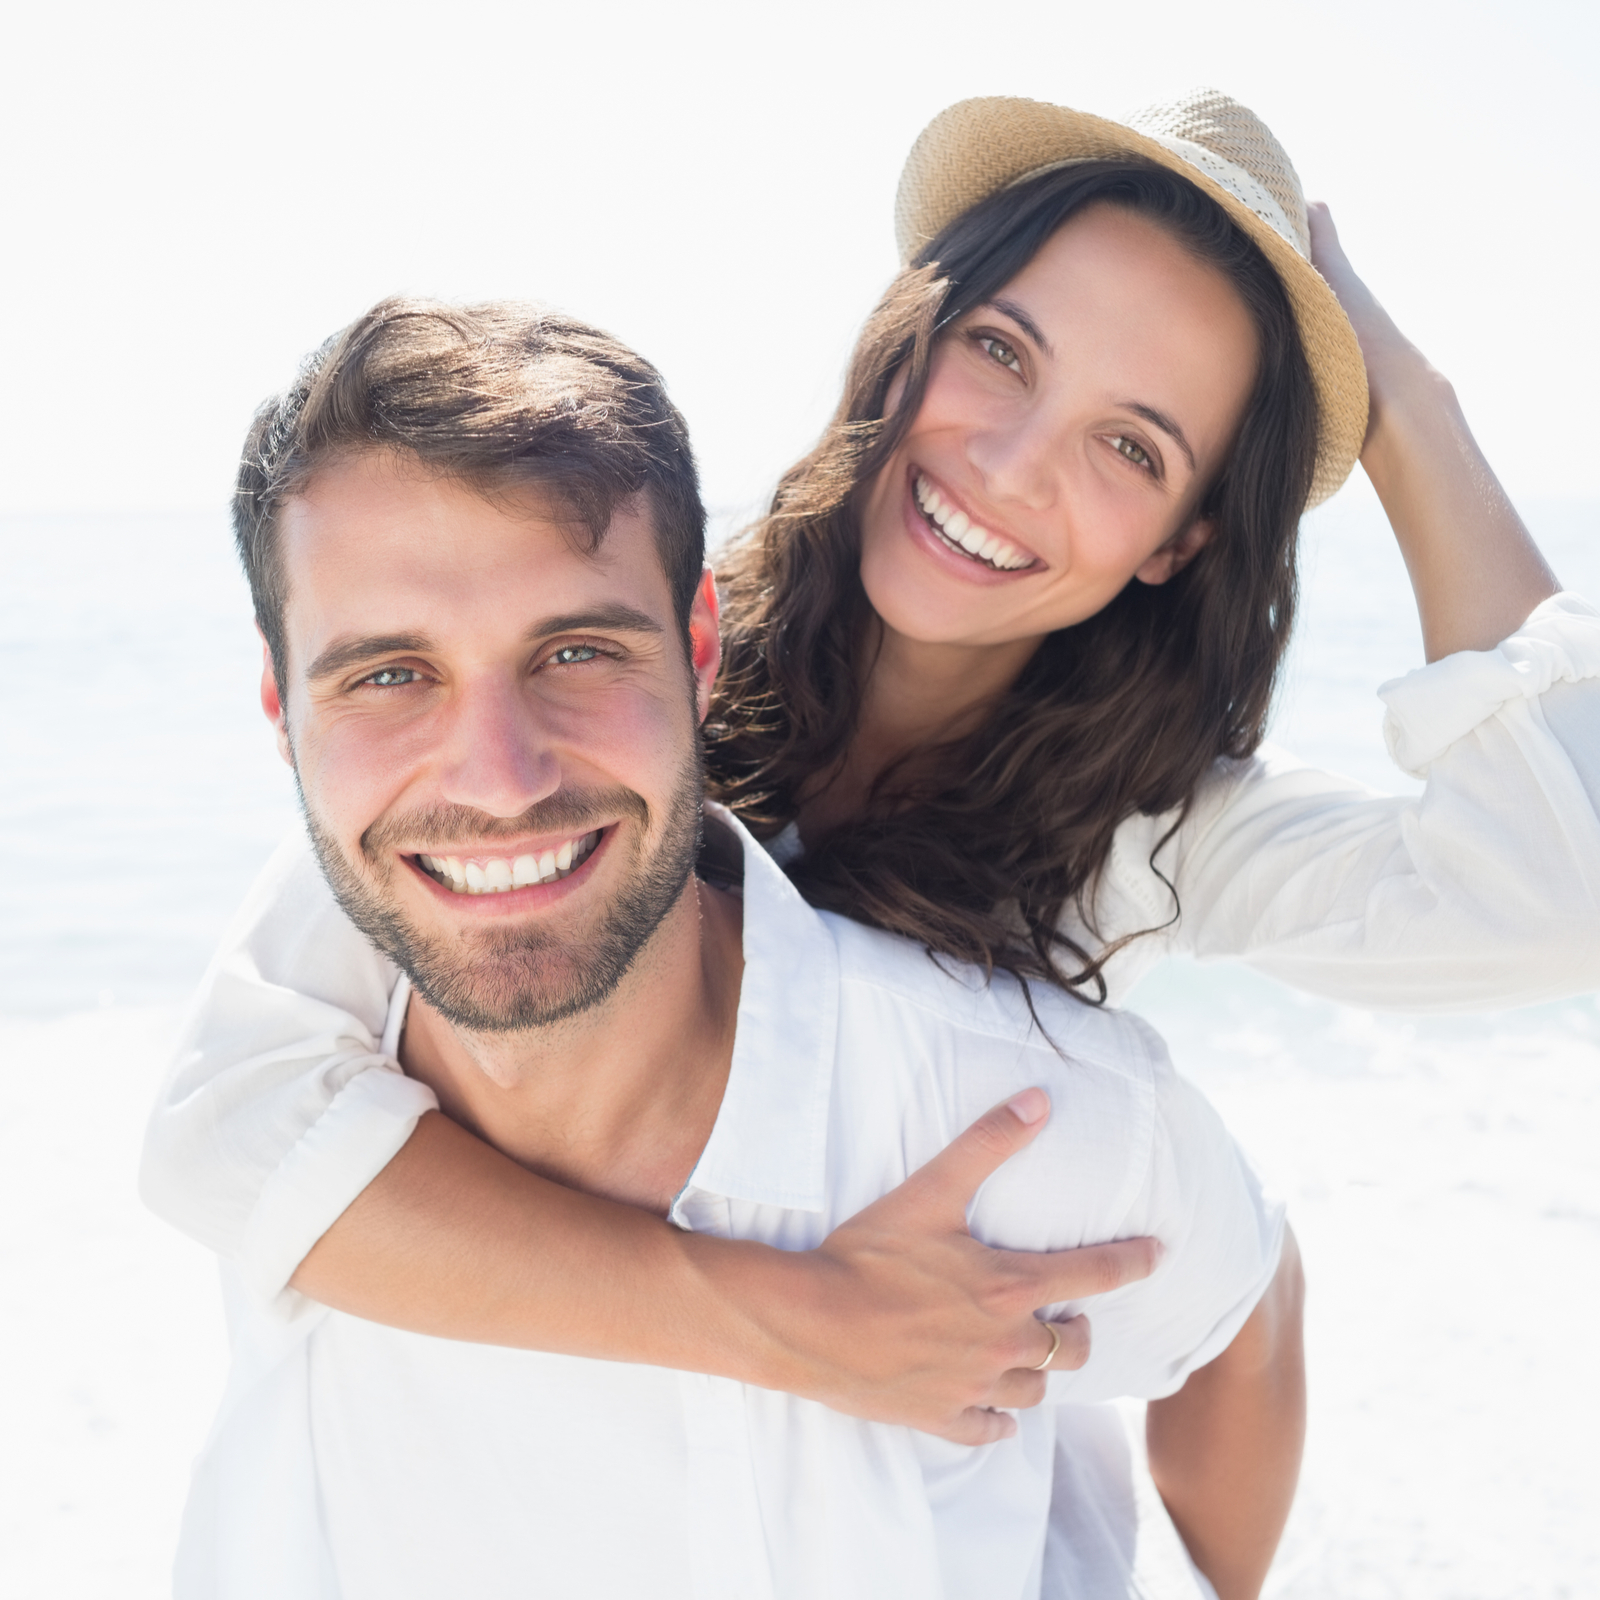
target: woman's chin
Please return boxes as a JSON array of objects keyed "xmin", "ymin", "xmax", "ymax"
[{"xmin": 861, "ymin": 563, "xmax": 1030, "ymax": 651}]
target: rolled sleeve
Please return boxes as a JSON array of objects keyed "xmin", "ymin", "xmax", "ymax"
[
  {"xmin": 139, "ymin": 828, "xmax": 431, "ymax": 1299},
  {"xmin": 1381, "ymin": 593, "xmax": 1600, "ymax": 776},
  {"xmin": 1119, "ymin": 593, "xmax": 1600, "ymax": 1011}
]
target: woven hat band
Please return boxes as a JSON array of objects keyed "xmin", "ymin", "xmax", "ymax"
[
  {"xmin": 1137, "ymin": 134, "xmax": 1306, "ymax": 258},
  {"xmin": 1124, "ymin": 88, "xmax": 1310, "ymax": 255},
  {"xmin": 1009, "ymin": 137, "xmax": 1306, "ymax": 263}
]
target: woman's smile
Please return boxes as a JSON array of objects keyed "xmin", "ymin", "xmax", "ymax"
[{"xmin": 909, "ymin": 468, "xmax": 1039, "ymax": 572}]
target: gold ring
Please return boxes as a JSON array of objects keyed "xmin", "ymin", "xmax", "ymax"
[{"xmin": 1029, "ymin": 1321, "xmax": 1062, "ymax": 1372}]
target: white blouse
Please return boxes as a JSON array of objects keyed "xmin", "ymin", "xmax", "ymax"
[{"xmin": 140, "ymin": 594, "xmax": 1600, "ymax": 1301}]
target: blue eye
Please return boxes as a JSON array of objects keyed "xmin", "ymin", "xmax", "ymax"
[
  {"xmin": 550, "ymin": 645, "xmax": 601, "ymax": 666},
  {"xmin": 363, "ymin": 667, "xmax": 421, "ymax": 687}
]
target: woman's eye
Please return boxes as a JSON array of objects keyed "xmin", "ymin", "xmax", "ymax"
[
  {"xmin": 1110, "ymin": 436, "xmax": 1154, "ymax": 471},
  {"xmin": 978, "ymin": 335, "xmax": 1022, "ymax": 373},
  {"xmin": 549, "ymin": 645, "xmax": 602, "ymax": 667},
  {"xmin": 362, "ymin": 666, "xmax": 422, "ymax": 688}
]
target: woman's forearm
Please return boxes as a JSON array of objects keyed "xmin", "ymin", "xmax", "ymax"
[
  {"xmin": 1146, "ymin": 1227, "xmax": 1306, "ymax": 1600},
  {"xmin": 290, "ymin": 1103, "xmax": 1161, "ymax": 1444},
  {"xmin": 291, "ymin": 1109, "xmax": 779, "ymax": 1370},
  {"xmin": 1309, "ymin": 205, "xmax": 1558, "ymax": 662},
  {"xmin": 1361, "ymin": 363, "xmax": 1557, "ymax": 661}
]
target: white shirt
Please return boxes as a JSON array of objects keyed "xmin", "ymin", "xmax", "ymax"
[
  {"xmin": 141, "ymin": 594, "xmax": 1600, "ymax": 1297},
  {"xmin": 172, "ymin": 810, "xmax": 1280, "ymax": 1600}
]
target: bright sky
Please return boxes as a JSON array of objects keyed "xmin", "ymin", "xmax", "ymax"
[{"xmin": 2, "ymin": 0, "xmax": 1595, "ymax": 518}]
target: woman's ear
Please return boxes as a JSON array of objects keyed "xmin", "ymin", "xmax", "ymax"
[{"xmin": 1134, "ymin": 516, "xmax": 1215, "ymax": 586}]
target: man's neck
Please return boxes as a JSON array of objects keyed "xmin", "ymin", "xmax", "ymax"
[{"xmin": 399, "ymin": 876, "xmax": 744, "ymax": 1215}]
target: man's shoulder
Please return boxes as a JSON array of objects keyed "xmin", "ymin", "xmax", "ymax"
[{"xmin": 816, "ymin": 909, "xmax": 1166, "ymax": 1087}]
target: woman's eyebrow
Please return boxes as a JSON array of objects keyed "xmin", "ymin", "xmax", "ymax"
[
  {"xmin": 1122, "ymin": 401, "xmax": 1196, "ymax": 473},
  {"xmin": 986, "ymin": 296, "xmax": 1054, "ymax": 359}
]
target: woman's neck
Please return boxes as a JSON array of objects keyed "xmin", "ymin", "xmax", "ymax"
[{"xmin": 797, "ymin": 622, "xmax": 1041, "ymax": 841}]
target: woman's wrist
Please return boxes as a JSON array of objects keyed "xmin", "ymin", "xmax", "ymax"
[
  {"xmin": 1357, "ymin": 356, "xmax": 1462, "ymax": 497},
  {"xmin": 667, "ymin": 1230, "xmax": 814, "ymax": 1390}
]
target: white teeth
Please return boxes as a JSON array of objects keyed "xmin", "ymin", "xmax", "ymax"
[
  {"xmin": 913, "ymin": 473, "xmax": 1033, "ymax": 572},
  {"xmin": 421, "ymin": 831, "xmax": 600, "ymax": 895}
]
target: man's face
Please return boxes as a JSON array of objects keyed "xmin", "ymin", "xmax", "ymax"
[{"xmin": 261, "ymin": 451, "xmax": 720, "ymax": 1033}]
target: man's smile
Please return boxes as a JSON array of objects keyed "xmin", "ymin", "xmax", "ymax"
[{"xmin": 407, "ymin": 827, "xmax": 606, "ymax": 896}]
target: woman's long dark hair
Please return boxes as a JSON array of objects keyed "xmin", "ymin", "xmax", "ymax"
[{"xmin": 703, "ymin": 161, "xmax": 1319, "ymax": 999}]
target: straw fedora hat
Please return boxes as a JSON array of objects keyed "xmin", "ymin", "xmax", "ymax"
[{"xmin": 894, "ymin": 89, "xmax": 1368, "ymax": 507}]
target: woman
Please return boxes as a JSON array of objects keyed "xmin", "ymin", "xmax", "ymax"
[{"xmin": 144, "ymin": 86, "xmax": 1598, "ymax": 1451}]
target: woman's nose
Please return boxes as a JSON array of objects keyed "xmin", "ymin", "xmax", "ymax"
[
  {"xmin": 965, "ymin": 404, "xmax": 1064, "ymax": 514},
  {"xmin": 434, "ymin": 676, "xmax": 562, "ymax": 820}
]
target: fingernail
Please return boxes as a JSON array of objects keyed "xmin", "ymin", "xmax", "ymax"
[{"xmin": 1006, "ymin": 1087, "xmax": 1049, "ymax": 1125}]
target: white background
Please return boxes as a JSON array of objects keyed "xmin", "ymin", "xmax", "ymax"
[{"xmin": 2, "ymin": 0, "xmax": 1597, "ymax": 522}]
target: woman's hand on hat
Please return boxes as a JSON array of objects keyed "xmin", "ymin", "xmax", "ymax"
[
  {"xmin": 1307, "ymin": 203, "xmax": 1558, "ymax": 657},
  {"xmin": 752, "ymin": 1088, "xmax": 1163, "ymax": 1445},
  {"xmin": 1307, "ymin": 200, "xmax": 1435, "ymax": 446}
]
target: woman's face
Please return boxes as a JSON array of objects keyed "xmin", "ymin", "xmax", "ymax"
[{"xmin": 858, "ymin": 203, "xmax": 1261, "ymax": 652}]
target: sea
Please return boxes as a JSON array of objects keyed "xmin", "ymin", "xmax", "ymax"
[{"xmin": 2, "ymin": 485, "xmax": 1598, "ymax": 1596}]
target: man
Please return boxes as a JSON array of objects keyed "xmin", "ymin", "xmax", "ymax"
[{"xmin": 172, "ymin": 297, "xmax": 1300, "ymax": 1600}]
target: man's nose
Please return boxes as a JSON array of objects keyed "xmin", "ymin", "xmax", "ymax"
[{"xmin": 434, "ymin": 675, "xmax": 562, "ymax": 819}]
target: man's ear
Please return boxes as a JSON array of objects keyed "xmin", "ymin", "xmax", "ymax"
[
  {"xmin": 687, "ymin": 565, "xmax": 722, "ymax": 724},
  {"xmin": 1134, "ymin": 515, "xmax": 1215, "ymax": 586},
  {"xmin": 258, "ymin": 632, "xmax": 295, "ymax": 768}
]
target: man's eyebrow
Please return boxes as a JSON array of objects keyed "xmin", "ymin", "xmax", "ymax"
[
  {"xmin": 528, "ymin": 605, "xmax": 665, "ymax": 640},
  {"xmin": 1122, "ymin": 401, "xmax": 1197, "ymax": 473},
  {"xmin": 305, "ymin": 607, "xmax": 667, "ymax": 685},
  {"xmin": 986, "ymin": 296, "xmax": 1055, "ymax": 360},
  {"xmin": 307, "ymin": 633, "xmax": 434, "ymax": 683}
]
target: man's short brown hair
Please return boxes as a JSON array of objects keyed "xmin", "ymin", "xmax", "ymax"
[{"xmin": 235, "ymin": 297, "xmax": 705, "ymax": 681}]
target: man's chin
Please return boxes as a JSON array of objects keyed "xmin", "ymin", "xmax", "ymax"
[{"xmin": 403, "ymin": 928, "xmax": 642, "ymax": 1033}]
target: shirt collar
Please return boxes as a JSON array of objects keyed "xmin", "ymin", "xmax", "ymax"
[{"xmin": 672, "ymin": 804, "xmax": 839, "ymax": 1216}]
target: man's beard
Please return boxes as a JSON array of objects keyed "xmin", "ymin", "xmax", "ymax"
[{"xmin": 302, "ymin": 756, "xmax": 704, "ymax": 1034}]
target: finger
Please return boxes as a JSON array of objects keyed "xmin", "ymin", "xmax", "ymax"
[
  {"xmin": 936, "ymin": 1406, "xmax": 1020, "ymax": 1447},
  {"xmin": 1001, "ymin": 1235, "xmax": 1162, "ymax": 1305},
  {"xmin": 987, "ymin": 1368, "xmax": 1049, "ymax": 1411},
  {"xmin": 999, "ymin": 1314, "xmax": 1087, "ymax": 1382},
  {"xmin": 889, "ymin": 1090, "xmax": 1051, "ymax": 1218},
  {"xmin": 1041, "ymin": 1313, "xmax": 1091, "ymax": 1372}
]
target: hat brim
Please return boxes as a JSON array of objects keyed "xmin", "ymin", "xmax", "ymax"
[{"xmin": 895, "ymin": 97, "xmax": 1368, "ymax": 508}]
